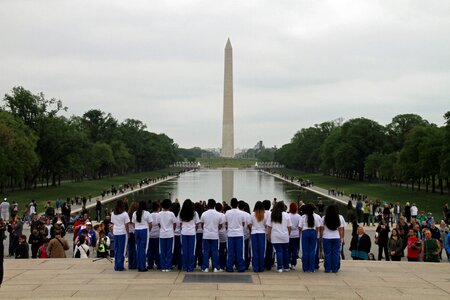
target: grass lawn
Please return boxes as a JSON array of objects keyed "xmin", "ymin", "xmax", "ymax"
[
  {"xmin": 199, "ymin": 158, "xmax": 257, "ymax": 169},
  {"xmin": 2, "ymin": 168, "xmax": 183, "ymax": 212},
  {"xmin": 275, "ymin": 168, "xmax": 450, "ymax": 218}
]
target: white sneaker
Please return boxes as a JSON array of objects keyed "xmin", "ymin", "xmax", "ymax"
[
  {"xmin": 283, "ymin": 269, "xmax": 291, "ymax": 272},
  {"xmin": 162, "ymin": 269, "xmax": 166, "ymax": 272},
  {"xmin": 166, "ymin": 269, "xmax": 172, "ymax": 272},
  {"xmin": 213, "ymin": 268, "xmax": 223, "ymax": 273},
  {"xmin": 277, "ymin": 269, "xmax": 283, "ymax": 273},
  {"xmin": 203, "ymin": 268, "xmax": 209, "ymax": 272}
]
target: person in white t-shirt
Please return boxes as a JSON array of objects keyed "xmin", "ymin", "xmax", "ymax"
[
  {"xmin": 321, "ymin": 204, "xmax": 346, "ymax": 273},
  {"xmin": 299, "ymin": 203, "xmax": 322, "ymax": 273},
  {"xmin": 111, "ymin": 199, "xmax": 130, "ymax": 271},
  {"xmin": 170, "ymin": 202, "xmax": 182, "ymax": 270},
  {"xmin": 157, "ymin": 199, "xmax": 176, "ymax": 272},
  {"xmin": 225, "ymin": 198, "xmax": 246, "ymax": 272},
  {"xmin": 179, "ymin": 199, "xmax": 200, "ymax": 272},
  {"xmin": 266, "ymin": 201, "xmax": 292, "ymax": 273},
  {"xmin": 238, "ymin": 200, "xmax": 252, "ymax": 270},
  {"xmin": 132, "ymin": 201, "xmax": 152, "ymax": 272},
  {"xmin": 263, "ymin": 200, "xmax": 274, "ymax": 270},
  {"xmin": 249, "ymin": 201, "xmax": 266, "ymax": 272},
  {"xmin": 200, "ymin": 199, "xmax": 224, "ymax": 272},
  {"xmin": 215, "ymin": 202, "xmax": 227, "ymax": 270},
  {"xmin": 148, "ymin": 201, "xmax": 161, "ymax": 270},
  {"xmin": 288, "ymin": 203, "xmax": 301, "ymax": 269}
]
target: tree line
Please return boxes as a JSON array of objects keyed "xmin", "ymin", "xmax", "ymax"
[
  {"xmin": 274, "ymin": 112, "xmax": 450, "ymax": 195},
  {"xmin": 0, "ymin": 86, "xmax": 179, "ymax": 192}
]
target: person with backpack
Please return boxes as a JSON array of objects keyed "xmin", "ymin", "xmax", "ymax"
[{"xmin": 74, "ymin": 235, "xmax": 90, "ymax": 258}]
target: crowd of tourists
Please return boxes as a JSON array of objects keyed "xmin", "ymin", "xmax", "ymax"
[{"xmin": 347, "ymin": 199, "xmax": 450, "ymax": 262}]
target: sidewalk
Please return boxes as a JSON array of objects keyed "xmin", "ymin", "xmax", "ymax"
[
  {"xmin": 1, "ymin": 259, "xmax": 449, "ymax": 299},
  {"xmin": 261, "ymin": 170, "xmax": 353, "ymax": 206}
]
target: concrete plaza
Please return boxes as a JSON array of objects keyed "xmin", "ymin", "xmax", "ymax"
[{"xmin": 1, "ymin": 258, "xmax": 449, "ymax": 300}]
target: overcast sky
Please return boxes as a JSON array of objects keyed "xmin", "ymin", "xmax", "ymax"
[{"xmin": 1, "ymin": 0, "xmax": 449, "ymax": 149}]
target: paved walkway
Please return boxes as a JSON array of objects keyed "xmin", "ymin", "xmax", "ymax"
[
  {"xmin": 1, "ymin": 259, "xmax": 449, "ymax": 299},
  {"xmin": 261, "ymin": 170, "xmax": 353, "ymax": 206}
]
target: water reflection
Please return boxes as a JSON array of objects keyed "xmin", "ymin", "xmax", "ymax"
[
  {"xmin": 221, "ymin": 169, "xmax": 234, "ymax": 203},
  {"xmin": 103, "ymin": 169, "xmax": 347, "ymax": 215}
]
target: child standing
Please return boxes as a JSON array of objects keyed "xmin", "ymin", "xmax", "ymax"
[{"xmin": 157, "ymin": 199, "xmax": 176, "ymax": 272}]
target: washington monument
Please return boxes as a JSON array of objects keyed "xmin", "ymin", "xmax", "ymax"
[{"xmin": 222, "ymin": 38, "xmax": 234, "ymax": 157}]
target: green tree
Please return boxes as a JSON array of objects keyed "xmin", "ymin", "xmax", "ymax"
[{"xmin": 0, "ymin": 110, "xmax": 38, "ymax": 192}]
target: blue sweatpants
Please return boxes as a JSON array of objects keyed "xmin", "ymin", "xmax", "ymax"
[
  {"xmin": 202, "ymin": 239, "xmax": 220, "ymax": 270},
  {"xmin": 114, "ymin": 234, "xmax": 127, "ymax": 271},
  {"xmin": 227, "ymin": 236, "xmax": 244, "ymax": 272},
  {"xmin": 181, "ymin": 234, "xmax": 196, "ymax": 272},
  {"xmin": 135, "ymin": 229, "xmax": 148, "ymax": 271},
  {"xmin": 159, "ymin": 237, "xmax": 174, "ymax": 270},
  {"xmin": 301, "ymin": 229, "xmax": 317, "ymax": 272},
  {"xmin": 251, "ymin": 233, "xmax": 266, "ymax": 272},
  {"xmin": 147, "ymin": 237, "xmax": 161, "ymax": 269},
  {"xmin": 273, "ymin": 243, "xmax": 289, "ymax": 271},
  {"xmin": 288, "ymin": 237, "xmax": 300, "ymax": 267},
  {"xmin": 323, "ymin": 238, "xmax": 341, "ymax": 273},
  {"xmin": 128, "ymin": 232, "xmax": 137, "ymax": 270}
]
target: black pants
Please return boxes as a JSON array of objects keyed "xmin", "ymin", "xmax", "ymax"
[
  {"xmin": 391, "ymin": 255, "xmax": 401, "ymax": 261},
  {"xmin": 265, "ymin": 240, "xmax": 274, "ymax": 270},
  {"xmin": 378, "ymin": 244, "xmax": 389, "ymax": 261}
]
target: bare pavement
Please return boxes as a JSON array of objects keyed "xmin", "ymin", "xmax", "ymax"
[{"xmin": 1, "ymin": 258, "xmax": 450, "ymax": 300}]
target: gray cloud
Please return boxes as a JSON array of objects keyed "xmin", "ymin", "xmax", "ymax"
[{"xmin": 1, "ymin": 0, "xmax": 449, "ymax": 149}]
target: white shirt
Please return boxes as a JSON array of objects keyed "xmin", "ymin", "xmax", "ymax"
[
  {"xmin": 157, "ymin": 210, "xmax": 176, "ymax": 238},
  {"xmin": 243, "ymin": 212, "xmax": 251, "ymax": 240},
  {"xmin": 411, "ymin": 206, "xmax": 418, "ymax": 216},
  {"xmin": 111, "ymin": 211, "xmax": 130, "ymax": 235},
  {"xmin": 180, "ymin": 211, "xmax": 200, "ymax": 236},
  {"xmin": 174, "ymin": 216, "xmax": 181, "ymax": 236},
  {"xmin": 218, "ymin": 214, "xmax": 227, "ymax": 243},
  {"xmin": 132, "ymin": 210, "xmax": 152, "ymax": 230},
  {"xmin": 321, "ymin": 215, "xmax": 346, "ymax": 239},
  {"xmin": 250, "ymin": 212, "xmax": 266, "ymax": 235},
  {"xmin": 299, "ymin": 213, "xmax": 322, "ymax": 230},
  {"xmin": 29, "ymin": 204, "xmax": 36, "ymax": 215},
  {"xmin": 149, "ymin": 212, "xmax": 160, "ymax": 238},
  {"xmin": 289, "ymin": 213, "xmax": 301, "ymax": 238},
  {"xmin": 200, "ymin": 209, "xmax": 224, "ymax": 240},
  {"xmin": 225, "ymin": 208, "xmax": 245, "ymax": 237},
  {"xmin": 267, "ymin": 212, "xmax": 292, "ymax": 244}
]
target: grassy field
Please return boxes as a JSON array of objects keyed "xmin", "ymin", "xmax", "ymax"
[
  {"xmin": 275, "ymin": 168, "xmax": 450, "ymax": 218},
  {"xmin": 199, "ymin": 158, "xmax": 257, "ymax": 169},
  {"xmin": 2, "ymin": 168, "xmax": 183, "ymax": 212}
]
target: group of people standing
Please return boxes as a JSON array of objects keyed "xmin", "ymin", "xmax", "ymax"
[{"xmin": 110, "ymin": 197, "xmax": 346, "ymax": 273}]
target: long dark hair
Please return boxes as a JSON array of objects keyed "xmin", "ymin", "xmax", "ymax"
[
  {"xmin": 324, "ymin": 204, "xmax": 340, "ymax": 231},
  {"xmin": 136, "ymin": 201, "xmax": 147, "ymax": 223},
  {"xmin": 271, "ymin": 201, "xmax": 285, "ymax": 224},
  {"xmin": 194, "ymin": 202, "xmax": 204, "ymax": 218},
  {"xmin": 180, "ymin": 199, "xmax": 195, "ymax": 222},
  {"xmin": 304, "ymin": 203, "xmax": 315, "ymax": 228},
  {"xmin": 170, "ymin": 202, "xmax": 181, "ymax": 217},
  {"xmin": 114, "ymin": 199, "xmax": 125, "ymax": 215},
  {"xmin": 128, "ymin": 201, "xmax": 139, "ymax": 219},
  {"xmin": 253, "ymin": 201, "xmax": 265, "ymax": 222}
]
